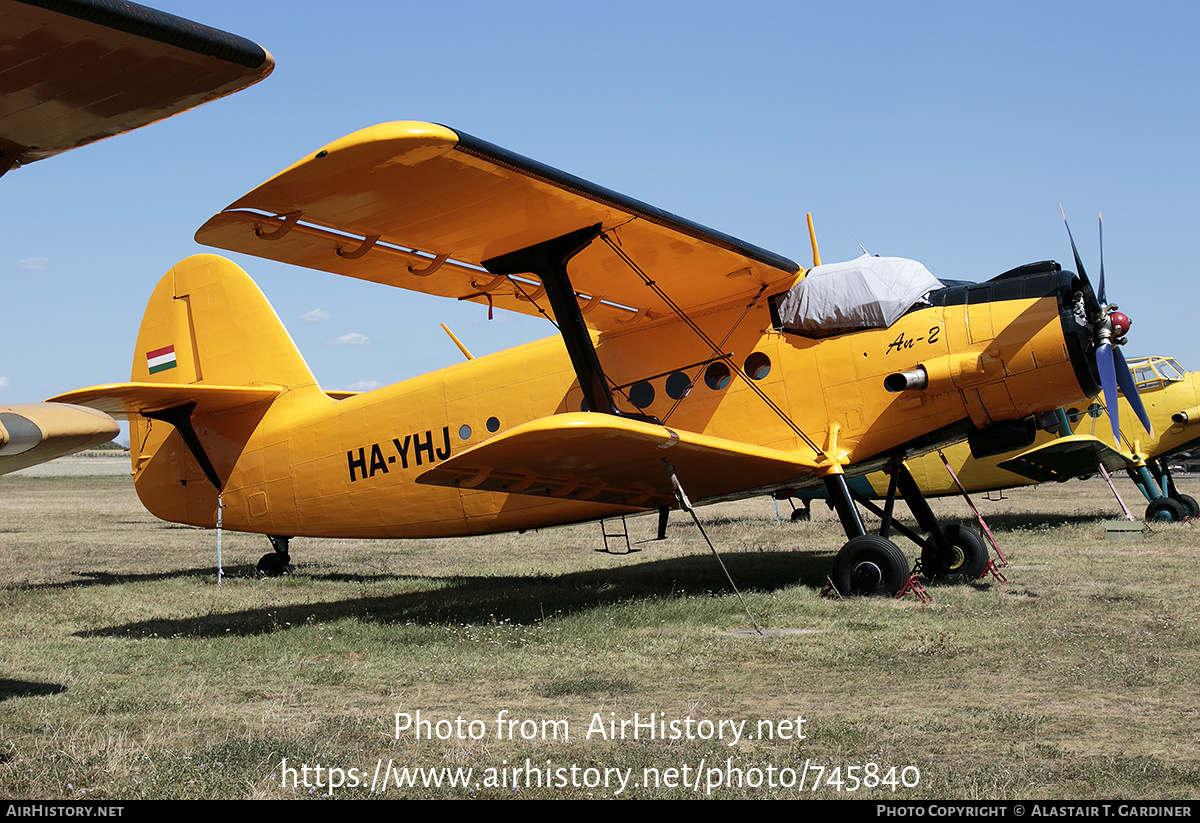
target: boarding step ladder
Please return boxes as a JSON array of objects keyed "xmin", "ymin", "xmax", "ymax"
[{"xmin": 599, "ymin": 515, "xmax": 635, "ymax": 554}]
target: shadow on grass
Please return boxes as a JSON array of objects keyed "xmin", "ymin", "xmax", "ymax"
[
  {"xmin": 75, "ymin": 550, "xmax": 834, "ymax": 639},
  {"xmin": 5, "ymin": 566, "xmax": 267, "ymax": 592},
  {"xmin": 0, "ymin": 679, "xmax": 66, "ymax": 701}
]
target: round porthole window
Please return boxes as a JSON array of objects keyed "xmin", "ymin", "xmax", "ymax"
[
  {"xmin": 486, "ymin": 416, "xmax": 500, "ymax": 432},
  {"xmin": 629, "ymin": 381, "xmax": 655, "ymax": 409},
  {"xmin": 665, "ymin": 371, "xmax": 691, "ymax": 400},
  {"xmin": 458, "ymin": 424, "xmax": 472, "ymax": 441},
  {"xmin": 744, "ymin": 352, "xmax": 771, "ymax": 380},
  {"xmin": 704, "ymin": 361, "xmax": 731, "ymax": 390}
]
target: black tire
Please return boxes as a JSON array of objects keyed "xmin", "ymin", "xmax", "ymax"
[
  {"xmin": 790, "ymin": 507, "xmax": 810, "ymax": 522},
  {"xmin": 1173, "ymin": 494, "xmax": 1199, "ymax": 519},
  {"xmin": 832, "ymin": 535, "xmax": 910, "ymax": 597},
  {"xmin": 922, "ymin": 524, "xmax": 990, "ymax": 582},
  {"xmin": 257, "ymin": 552, "xmax": 290, "ymax": 576},
  {"xmin": 1146, "ymin": 498, "xmax": 1187, "ymax": 523}
]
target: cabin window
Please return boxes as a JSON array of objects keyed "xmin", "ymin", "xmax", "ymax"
[
  {"xmin": 745, "ymin": 352, "xmax": 771, "ymax": 380},
  {"xmin": 704, "ymin": 361, "xmax": 731, "ymax": 390},
  {"xmin": 665, "ymin": 372, "xmax": 691, "ymax": 400},
  {"xmin": 629, "ymin": 382, "xmax": 655, "ymax": 409}
]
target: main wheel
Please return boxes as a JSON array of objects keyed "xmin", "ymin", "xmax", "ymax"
[
  {"xmin": 831, "ymin": 535, "xmax": 910, "ymax": 596},
  {"xmin": 1146, "ymin": 498, "xmax": 1187, "ymax": 523},
  {"xmin": 790, "ymin": 506, "xmax": 810, "ymax": 522},
  {"xmin": 257, "ymin": 552, "xmax": 290, "ymax": 576},
  {"xmin": 1173, "ymin": 494, "xmax": 1199, "ymax": 518},
  {"xmin": 922, "ymin": 524, "xmax": 990, "ymax": 582}
]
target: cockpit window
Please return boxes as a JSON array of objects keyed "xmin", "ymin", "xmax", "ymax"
[
  {"xmin": 1128, "ymin": 356, "xmax": 1187, "ymax": 392},
  {"xmin": 1162, "ymin": 359, "xmax": 1187, "ymax": 381}
]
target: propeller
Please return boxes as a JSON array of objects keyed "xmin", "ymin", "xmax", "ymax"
[{"xmin": 1061, "ymin": 206, "xmax": 1154, "ymax": 447}]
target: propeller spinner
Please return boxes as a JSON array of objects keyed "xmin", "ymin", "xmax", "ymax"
[{"xmin": 1061, "ymin": 207, "xmax": 1154, "ymax": 446}]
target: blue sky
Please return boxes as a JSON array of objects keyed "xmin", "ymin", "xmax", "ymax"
[{"xmin": 3, "ymin": 1, "xmax": 1198, "ymax": 427}]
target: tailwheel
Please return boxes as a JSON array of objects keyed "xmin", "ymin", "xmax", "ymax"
[
  {"xmin": 832, "ymin": 535, "xmax": 910, "ymax": 597},
  {"xmin": 921, "ymin": 524, "xmax": 989, "ymax": 582},
  {"xmin": 257, "ymin": 553, "xmax": 289, "ymax": 576},
  {"xmin": 257, "ymin": 535, "xmax": 292, "ymax": 576},
  {"xmin": 1146, "ymin": 498, "xmax": 1187, "ymax": 523}
]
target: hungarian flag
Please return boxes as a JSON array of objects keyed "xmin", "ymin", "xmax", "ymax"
[{"xmin": 146, "ymin": 345, "xmax": 177, "ymax": 375}]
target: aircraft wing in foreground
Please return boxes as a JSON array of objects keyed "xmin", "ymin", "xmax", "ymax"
[{"xmin": 1, "ymin": 0, "xmax": 274, "ymax": 176}]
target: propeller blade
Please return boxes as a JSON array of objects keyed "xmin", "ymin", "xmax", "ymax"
[
  {"xmin": 1112, "ymin": 346, "xmax": 1155, "ymax": 439},
  {"xmin": 1097, "ymin": 212, "xmax": 1106, "ymax": 305},
  {"xmin": 1060, "ymin": 204, "xmax": 1089, "ymax": 284},
  {"xmin": 1096, "ymin": 340, "xmax": 1121, "ymax": 447}
]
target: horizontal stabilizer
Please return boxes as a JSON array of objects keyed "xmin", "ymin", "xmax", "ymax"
[
  {"xmin": 996, "ymin": 434, "xmax": 1129, "ymax": 483},
  {"xmin": 47, "ymin": 382, "xmax": 282, "ymax": 420},
  {"xmin": 417, "ymin": 413, "xmax": 822, "ymax": 509}
]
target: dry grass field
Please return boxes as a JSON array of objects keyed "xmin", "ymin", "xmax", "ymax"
[{"xmin": 1, "ymin": 460, "xmax": 1198, "ymax": 799}]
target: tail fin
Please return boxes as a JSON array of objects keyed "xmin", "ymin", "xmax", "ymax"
[
  {"xmin": 133, "ymin": 254, "xmax": 316, "ymax": 389},
  {"xmin": 53, "ymin": 254, "xmax": 321, "ymax": 526}
]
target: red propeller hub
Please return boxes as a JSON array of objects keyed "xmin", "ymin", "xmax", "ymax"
[{"xmin": 1110, "ymin": 310, "xmax": 1131, "ymax": 337}]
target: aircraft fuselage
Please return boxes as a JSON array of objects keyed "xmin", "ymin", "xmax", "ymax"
[{"xmin": 127, "ymin": 259, "xmax": 1099, "ymax": 539}]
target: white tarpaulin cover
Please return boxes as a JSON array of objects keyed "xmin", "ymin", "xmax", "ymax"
[{"xmin": 776, "ymin": 254, "xmax": 944, "ymax": 336}]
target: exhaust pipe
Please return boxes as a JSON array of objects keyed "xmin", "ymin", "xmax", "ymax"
[
  {"xmin": 885, "ymin": 354, "xmax": 989, "ymax": 394},
  {"xmin": 1173, "ymin": 406, "xmax": 1200, "ymax": 425},
  {"xmin": 884, "ymin": 368, "xmax": 928, "ymax": 393}
]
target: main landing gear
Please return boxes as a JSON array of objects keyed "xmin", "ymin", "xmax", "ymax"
[
  {"xmin": 1129, "ymin": 459, "xmax": 1198, "ymax": 523},
  {"xmin": 258, "ymin": 535, "xmax": 292, "ymax": 576},
  {"xmin": 822, "ymin": 464, "xmax": 990, "ymax": 596}
]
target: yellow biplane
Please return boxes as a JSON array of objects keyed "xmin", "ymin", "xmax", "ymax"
[
  {"xmin": 1, "ymin": 0, "xmax": 273, "ymax": 474},
  {"xmin": 786, "ymin": 356, "xmax": 1198, "ymax": 524},
  {"xmin": 52, "ymin": 122, "xmax": 1146, "ymax": 595}
]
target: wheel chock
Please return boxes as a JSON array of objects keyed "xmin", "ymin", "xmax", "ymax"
[
  {"xmin": 897, "ymin": 575, "xmax": 932, "ymax": 603},
  {"xmin": 979, "ymin": 558, "xmax": 1008, "ymax": 583}
]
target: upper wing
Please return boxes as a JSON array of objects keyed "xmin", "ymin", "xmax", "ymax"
[
  {"xmin": 1, "ymin": 0, "xmax": 274, "ymax": 174},
  {"xmin": 416, "ymin": 412, "xmax": 823, "ymax": 509},
  {"xmin": 996, "ymin": 434, "xmax": 1130, "ymax": 483},
  {"xmin": 196, "ymin": 122, "xmax": 801, "ymax": 331}
]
